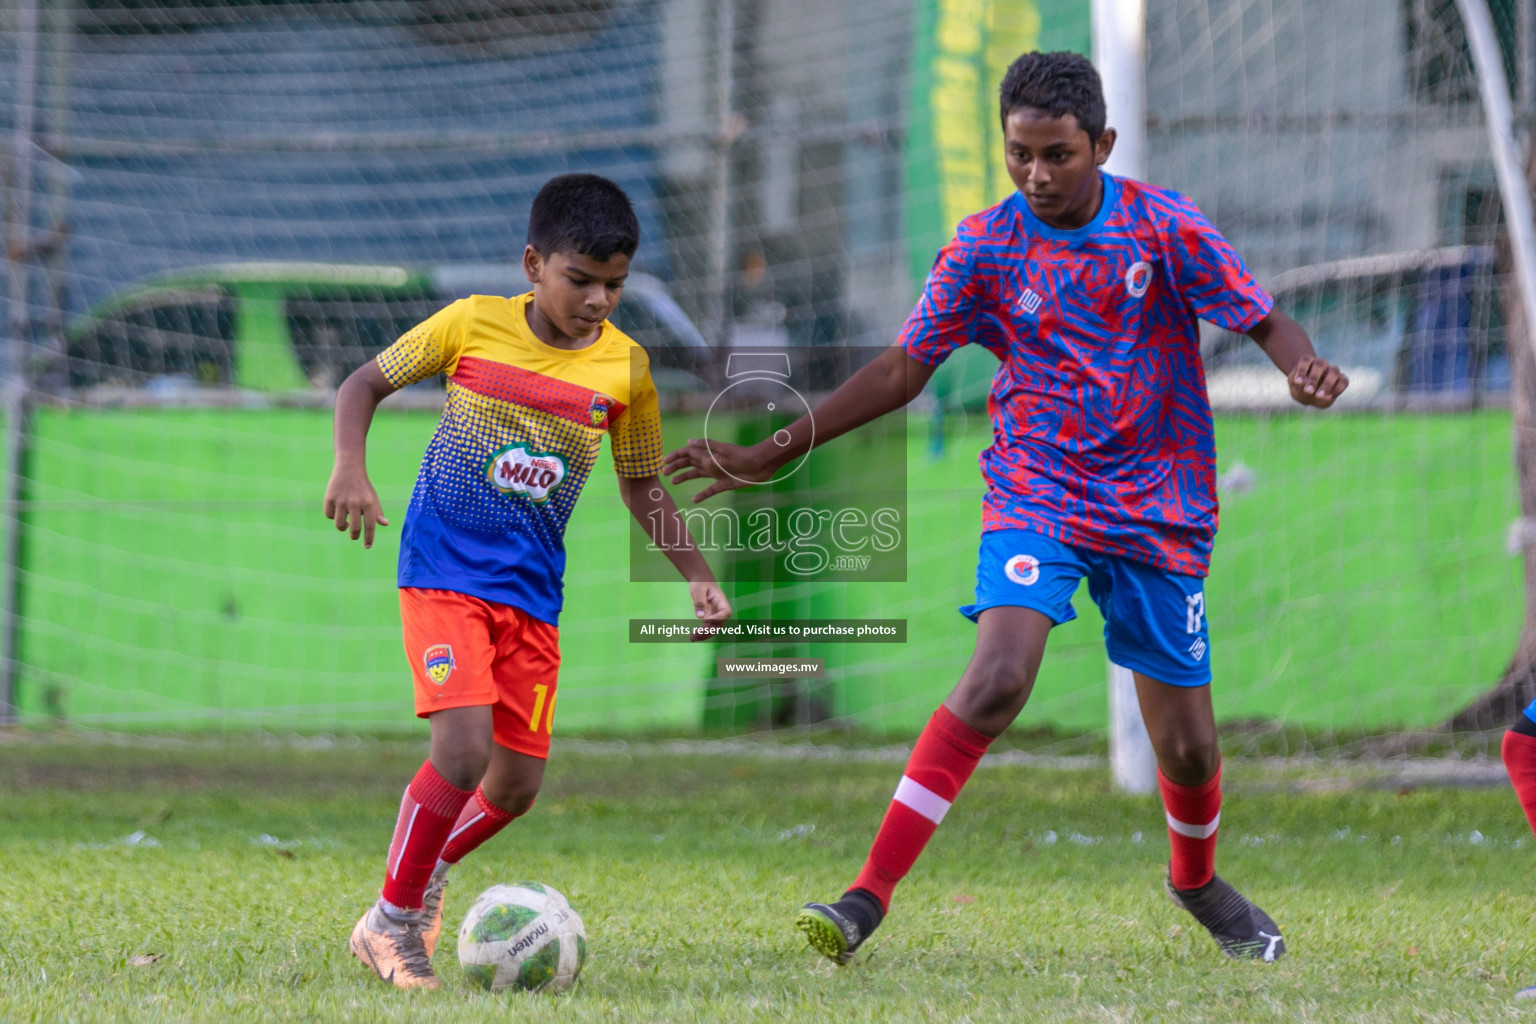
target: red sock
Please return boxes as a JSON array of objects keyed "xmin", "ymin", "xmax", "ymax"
[
  {"xmin": 1159, "ymin": 765, "xmax": 1221, "ymax": 891},
  {"xmin": 380, "ymin": 760, "xmax": 473, "ymax": 911},
  {"xmin": 1502, "ymin": 730, "xmax": 1536, "ymax": 836},
  {"xmin": 851, "ymin": 705, "xmax": 993, "ymax": 911},
  {"xmin": 440, "ymin": 786, "xmax": 526, "ymax": 865}
]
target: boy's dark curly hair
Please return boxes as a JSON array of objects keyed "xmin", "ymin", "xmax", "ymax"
[
  {"xmin": 998, "ymin": 51, "xmax": 1106, "ymax": 141},
  {"xmin": 527, "ymin": 173, "xmax": 640, "ymax": 261}
]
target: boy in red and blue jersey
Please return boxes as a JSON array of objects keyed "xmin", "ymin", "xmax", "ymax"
[
  {"xmin": 324, "ymin": 174, "xmax": 730, "ymax": 990},
  {"xmin": 665, "ymin": 52, "xmax": 1347, "ymax": 964}
]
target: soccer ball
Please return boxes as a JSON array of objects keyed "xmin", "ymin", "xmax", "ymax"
[{"xmin": 457, "ymin": 882, "xmax": 586, "ymax": 993}]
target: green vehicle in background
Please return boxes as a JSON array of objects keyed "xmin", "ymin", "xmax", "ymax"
[{"xmin": 58, "ymin": 261, "xmax": 716, "ymax": 394}]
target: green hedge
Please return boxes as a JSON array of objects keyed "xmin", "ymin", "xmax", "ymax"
[{"xmin": 13, "ymin": 406, "xmax": 1522, "ymax": 734}]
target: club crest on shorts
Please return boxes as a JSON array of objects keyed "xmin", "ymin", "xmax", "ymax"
[
  {"xmin": 1125, "ymin": 260, "xmax": 1154, "ymax": 298},
  {"xmin": 589, "ymin": 394, "xmax": 612, "ymax": 428},
  {"xmin": 1004, "ymin": 553, "xmax": 1040, "ymax": 586},
  {"xmin": 423, "ymin": 644, "xmax": 455, "ymax": 685}
]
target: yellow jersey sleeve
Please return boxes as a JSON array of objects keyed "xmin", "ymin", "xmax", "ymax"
[
  {"xmin": 610, "ymin": 356, "xmax": 665, "ymax": 479},
  {"xmin": 376, "ymin": 299, "xmax": 470, "ymax": 388}
]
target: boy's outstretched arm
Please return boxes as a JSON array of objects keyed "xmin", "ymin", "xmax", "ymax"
[
  {"xmin": 1246, "ymin": 308, "xmax": 1349, "ymax": 408},
  {"xmin": 662, "ymin": 344, "xmax": 936, "ymax": 502},
  {"xmin": 617, "ymin": 474, "xmax": 732, "ymax": 641},
  {"xmin": 323, "ymin": 361, "xmax": 399, "ymax": 548}
]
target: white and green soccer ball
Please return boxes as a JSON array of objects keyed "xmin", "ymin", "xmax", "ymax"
[{"xmin": 457, "ymin": 882, "xmax": 586, "ymax": 993}]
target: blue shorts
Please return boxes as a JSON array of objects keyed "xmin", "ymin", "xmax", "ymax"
[{"xmin": 959, "ymin": 529, "xmax": 1212, "ymax": 687}]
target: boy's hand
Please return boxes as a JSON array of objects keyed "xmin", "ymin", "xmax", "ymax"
[
  {"xmin": 663, "ymin": 439, "xmax": 773, "ymax": 503},
  {"xmin": 1288, "ymin": 356, "xmax": 1349, "ymax": 408},
  {"xmin": 688, "ymin": 581, "xmax": 732, "ymax": 641},
  {"xmin": 324, "ymin": 467, "xmax": 391, "ymax": 548}
]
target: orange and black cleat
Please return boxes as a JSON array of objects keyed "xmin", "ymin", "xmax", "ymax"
[
  {"xmin": 349, "ymin": 904, "xmax": 440, "ymax": 990},
  {"xmin": 420, "ymin": 866, "xmax": 451, "ymax": 957}
]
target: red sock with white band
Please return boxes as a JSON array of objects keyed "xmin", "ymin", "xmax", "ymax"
[
  {"xmin": 380, "ymin": 760, "xmax": 474, "ymax": 912},
  {"xmin": 850, "ymin": 705, "xmax": 993, "ymax": 911},
  {"xmin": 1501, "ymin": 729, "xmax": 1536, "ymax": 836},
  {"xmin": 439, "ymin": 786, "xmax": 526, "ymax": 865},
  {"xmin": 1159, "ymin": 765, "xmax": 1222, "ymax": 891}
]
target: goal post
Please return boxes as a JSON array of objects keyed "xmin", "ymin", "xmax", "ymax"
[
  {"xmin": 1457, "ymin": 0, "xmax": 1536, "ymax": 354},
  {"xmin": 1093, "ymin": 0, "xmax": 1158, "ymax": 794}
]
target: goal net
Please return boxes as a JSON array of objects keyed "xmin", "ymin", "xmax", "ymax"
[{"xmin": 0, "ymin": 0, "xmax": 1524, "ymax": 753}]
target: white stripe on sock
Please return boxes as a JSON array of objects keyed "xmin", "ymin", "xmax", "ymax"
[
  {"xmin": 1165, "ymin": 809, "xmax": 1220, "ymax": 839},
  {"xmin": 894, "ymin": 775, "xmax": 952, "ymax": 825},
  {"xmin": 390, "ymin": 803, "xmax": 420, "ymax": 878},
  {"xmin": 446, "ymin": 811, "xmax": 485, "ymax": 845}
]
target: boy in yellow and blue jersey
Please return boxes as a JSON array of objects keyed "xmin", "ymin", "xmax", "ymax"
[{"xmin": 324, "ymin": 173, "xmax": 731, "ymax": 990}]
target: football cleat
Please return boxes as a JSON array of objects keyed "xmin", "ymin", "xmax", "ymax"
[
  {"xmin": 1517, "ymin": 984, "xmax": 1536, "ymax": 1001},
  {"xmin": 349, "ymin": 904, "xmax": 440, "ymax": 990},
  {"xmin": 796, "ymin": 900, "xmax": 870, "ymax": 965},
  {"xmin": 1165, "ymin": 874, "xmax": 1286, "ymax": 962},
  {"xmin": 420, "ymin": 865, "xmax": 450, "ymax": 957}
]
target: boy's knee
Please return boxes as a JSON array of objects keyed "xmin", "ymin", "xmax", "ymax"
[
  {"xmin": 954, "ymin": 653, "xmax": 1036, "ymax": 725},
  {"xmin": 434, "ymin": 758, "xmax": 487, "ymax": 793},
  {"xmin": 1157, "ymin": 736, "xmax": 1219, "ymax": 787},
  {"xmin": 431, "ymin": 741, "xmax": 493, "ymax": 792},
  {"xmin": 429, "ymin": 705, "xmax": 496, "ymax": 790},
  {"xmin": 481, "ymin": 777, "xmax": 540, "ymax": 817}
]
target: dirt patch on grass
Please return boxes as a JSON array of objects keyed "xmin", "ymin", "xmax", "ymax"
[{"xmin": 0, "ymin": 736, "xmax": 422, "ymax": 795}]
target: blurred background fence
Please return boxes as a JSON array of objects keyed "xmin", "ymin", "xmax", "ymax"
[{"xmin": 0, "ymin": 0, "xmax": 1530, "ymax": 744}]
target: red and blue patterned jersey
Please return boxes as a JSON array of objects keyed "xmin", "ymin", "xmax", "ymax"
[{"xmin": 900, "ymin": 173, "xmax": 1272, "ymax": 576}]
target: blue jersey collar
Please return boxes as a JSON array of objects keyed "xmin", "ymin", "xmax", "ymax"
[{"xmin": 1014, "ymin": 172, "xmax": 1121, "ymax": 244}]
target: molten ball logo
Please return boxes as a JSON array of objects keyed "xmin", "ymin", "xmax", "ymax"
[{"xmin": 1004, "ymin": 554, "xmax": 1040, "ymax": 586}]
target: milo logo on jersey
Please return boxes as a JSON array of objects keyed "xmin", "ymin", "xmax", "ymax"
[{"xmin": 486, "ymin": 445, "xmax": 567, "ymax": 504}]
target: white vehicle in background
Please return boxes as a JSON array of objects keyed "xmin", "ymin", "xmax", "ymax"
[
  {"xmin": 926, "ymin": 245, "xmax": 1504, "ymax": 431},
  {"xmin": 1202, "ymin": 246, "xmax": 1505, "ymax": 410}
]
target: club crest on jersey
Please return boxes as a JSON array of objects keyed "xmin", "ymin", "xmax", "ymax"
[
  {"xmin": 1125, "ymin": 260, "xmax": 1154, "ymax": 298},
  {"xmin": 1004, "ymin": 553, "xmax": 1040, "ymax": 586},
  {"xmin": 589, "ymin": 394, "xmax": 612, "ymax": 428},
  {"xmin": 423, "ymin": 644, "xmax": 454, "ymax": 685},
  {"xmin": 486, "ymin": 445, "xmax": 567, "ymax": 504}
]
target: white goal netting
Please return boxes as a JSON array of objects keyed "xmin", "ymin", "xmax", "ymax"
[{"xmin": 0, "ymin": 0, "xmax": 1525, "ymax": 752}]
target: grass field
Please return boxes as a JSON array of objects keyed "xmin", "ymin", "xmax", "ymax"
[{"xmin": 2, "ymin": 732, "xmax": 1535, "ymax": 1023}]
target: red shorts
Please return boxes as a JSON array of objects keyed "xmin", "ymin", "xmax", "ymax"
[{"xmin": 399, "ymin": 587, "xmax": 561, "ymax": 759}]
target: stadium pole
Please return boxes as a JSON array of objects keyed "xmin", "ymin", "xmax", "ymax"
[
  {"xmin": 1457, "ymin": 0, "xmax": 1536, "ymax": 361},
  {"xmin": 5, "ymin": 0, "xmax": 38, "ymax": 352},
  {"xmin": 0, "ymin": 0, "xmax": 41, "ymax": 728},
  {"xmin": 705, "ymin": 0, "xmax": 737, "ymax": 347},
  {"xmin": 1519, "ymin": 0, "xmax": 1534, "ymax": 112},
  {"xmin": 1092, "ymin": 0, "xmax": 1157, "ymax": 794}
]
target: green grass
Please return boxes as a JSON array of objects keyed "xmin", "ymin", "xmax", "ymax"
[{"xmin": 2, "ymin": 734, "xmax": 1535, "ymax": 1022}]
